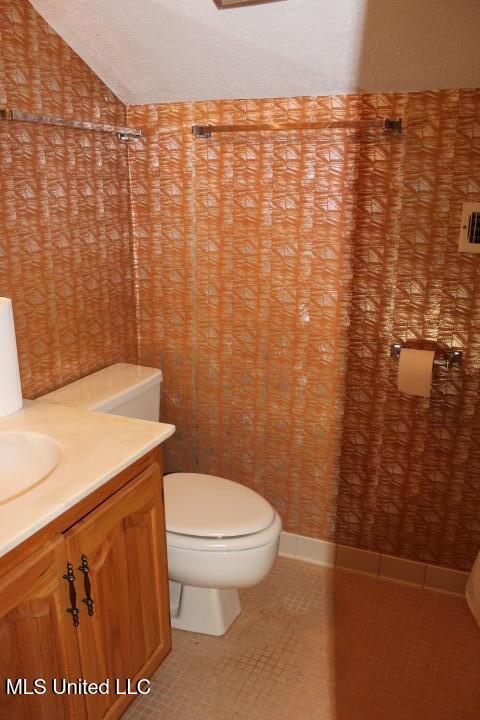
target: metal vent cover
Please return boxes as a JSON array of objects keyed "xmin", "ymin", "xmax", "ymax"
[
  {"xmin": 467, "ymin": 213, "xmax": 480, "ymax": 244},
  {"xmin": 458, "ymin": 202, "xmax": 480, "ymax": 254}
]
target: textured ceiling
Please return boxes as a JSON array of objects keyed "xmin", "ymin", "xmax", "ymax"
[{"xmin": 31, "ymin": 0, "xmax": 480, "ymax": 105}]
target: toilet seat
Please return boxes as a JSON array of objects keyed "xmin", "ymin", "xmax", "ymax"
[
  {"xmin": 164, "ymin": 472, "xmax": 274, "ymax": 538},
  {"xmin": 167, "ymin": 512, "xmax": 282, "ymax": 552}
]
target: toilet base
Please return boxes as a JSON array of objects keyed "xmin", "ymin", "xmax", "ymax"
[{"xmin": 170, "ymin": 582, "xmax": 241, "ymax": 636}]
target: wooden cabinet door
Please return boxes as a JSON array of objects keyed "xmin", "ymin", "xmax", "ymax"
[
  {"xmin": 64, "ymin": 462, "xmax": 171, "ymax": 720},
  {"xmin": 0, "ymin": 536, "xmax": 86, "ymax": 720}
]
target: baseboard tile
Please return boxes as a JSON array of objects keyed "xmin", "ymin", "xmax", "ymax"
[
  {"xmin": 278, "ymin": 531, "xmax": 297, "ymax": 558},
  {"xmin": 379, "ymin": 553, "xmax": 427, "ymax": 587},
  {"xmin": 336, "ymin": 544, "xmax": 381, "ymax": 576},
  {"xmin": 424, "ymin": 564, "xmax": 469, "ymax": 596},
  {"xmin": 297, "ymin": 534, "xmax": 336, "ymax": 567},
  {"xmin": 278, "ymin": 532, "xmax": 468, "ymax": 597}
]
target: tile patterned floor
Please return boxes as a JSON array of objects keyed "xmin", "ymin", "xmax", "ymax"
[{"xmin": 125, "ymin": 557, "xmax": 480, "ymax": 720}]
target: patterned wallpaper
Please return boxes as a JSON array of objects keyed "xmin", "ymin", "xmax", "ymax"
[
  {"xmin": 128, "ymin": 90, "xmax": 480, "ymax": 570},
  {"xmin": 1, "ymin": 0, "xmax": 479, "ymax": 571},
  {"xmin": 0, "ymin": 0, "xmax": 136, "ymax": 397}
]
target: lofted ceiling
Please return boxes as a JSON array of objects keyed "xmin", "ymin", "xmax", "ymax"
[{"xmin": 31, "ymin": 0, "xmax": 480, "ymax": 105}]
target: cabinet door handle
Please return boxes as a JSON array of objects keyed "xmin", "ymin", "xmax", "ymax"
[
  {"xmin": 63, "ymin": 562, "xmax": 80, "ymax": 627},
  {"xmin": 78, "ymin": 554, "xmax": 94, "ymax": 617}
]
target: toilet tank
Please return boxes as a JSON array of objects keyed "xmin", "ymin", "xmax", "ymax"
[{"xmin": 40, "ymin": 363, "xmax": 162, "ymax": 421}]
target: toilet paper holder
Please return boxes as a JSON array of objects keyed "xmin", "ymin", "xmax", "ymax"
[{"xmin": 390, "ymin": 343, "xmax": 463, "ymax": 369}]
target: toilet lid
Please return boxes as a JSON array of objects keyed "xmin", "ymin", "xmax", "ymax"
[{"xmin": 164, "ymin": 473, "xmax": 275, "ymax": 538}]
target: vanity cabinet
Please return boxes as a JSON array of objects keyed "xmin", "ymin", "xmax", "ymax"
[
  {"xmin": 0, "ymin": 453, "xmax": 171, "ymax": 720},
  {"xmin": 64, "ymin": 463, "xmax": 170, "ymax": 720},
  {"xmin": 0, "ymin": 537, "xmax": 84, "ymax": 720}
]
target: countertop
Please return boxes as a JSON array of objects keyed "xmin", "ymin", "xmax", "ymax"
[{"xmin": 0, "ymin": 400, "xmax": 175, "ymax": 558}]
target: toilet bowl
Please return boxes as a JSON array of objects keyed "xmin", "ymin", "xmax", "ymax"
[
  {"xmin": 165, "ymin": 472, "xmax": 282, "ymax": 635},
  {"xmin": 39, "ymin": 364, "xmax": 281, "ymax": 636}
]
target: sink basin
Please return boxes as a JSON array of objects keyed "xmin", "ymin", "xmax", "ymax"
[{"xmin": 0, "ymin": 431, "xmax": 62, "ymax": 503}]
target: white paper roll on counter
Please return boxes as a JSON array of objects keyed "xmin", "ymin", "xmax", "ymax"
[
  {"xmin": 397, "ymin": 348, "xmax": 435, "ymax": 398},
  {"xmin": 0, "ymin": 298, "xmax": 23, "ymax": 416}
]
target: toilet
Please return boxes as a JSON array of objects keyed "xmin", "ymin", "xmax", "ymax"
[{"xmin": 40, "ymin": 363, "xmax": 281, "ymax": 636}]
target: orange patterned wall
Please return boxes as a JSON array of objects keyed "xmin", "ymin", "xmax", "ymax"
[
  {"xmin": 0, "ymin": 0, "xmax": 136, "ymax": 397},
  {"xmin": 1, "ymin": 1, "xmax": 479, "ymax": 572},
  {"xmin": 128, "ymin": 90, "xmax": 480, "ymax": 570}
]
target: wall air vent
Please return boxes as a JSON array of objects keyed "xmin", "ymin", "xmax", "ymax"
[
  {"xmin": 458, "ymin": 203, "xmax": 480, "ymax": 254},
  {"xmin": 213, "ymin": 0, "xmax": 286, "ymax": 8}
]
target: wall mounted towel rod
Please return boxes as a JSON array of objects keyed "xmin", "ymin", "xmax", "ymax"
[
  {"xmin": 390, "ymin": 343, "xmax": 463, "ymax": 369},
  {"xmin": 0, "ymin": 107, "xmax": 143, "ymax": 141},
  {"xmin": 192, "ymin": 118, "xmax": 402, "ymax": 139}
]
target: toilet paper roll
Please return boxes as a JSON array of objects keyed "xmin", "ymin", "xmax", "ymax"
[
  {"xmin": 397, "ymin": 348, "xmax": 435, "ymax": 398},
  {"xmin": 0, "ymin": 298, "xmax": 23, "ymax": 416}
]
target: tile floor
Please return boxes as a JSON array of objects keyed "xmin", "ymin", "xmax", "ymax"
[{"xmin": 125, "ymin": 557, "xmax": 480, "ymax": 720}]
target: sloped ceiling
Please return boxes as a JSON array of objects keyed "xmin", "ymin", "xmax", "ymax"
[{"xmin": 31, "ymin": 0, "xmax": 480, "ymax": 105}]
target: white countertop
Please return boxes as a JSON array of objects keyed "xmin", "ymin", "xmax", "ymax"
[{"xmin": 0, "ymin": 400, "xmax": 175, "ymax": 558}]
